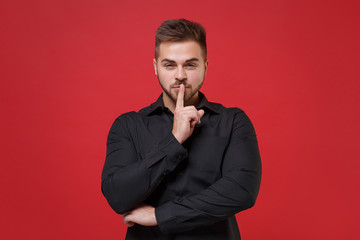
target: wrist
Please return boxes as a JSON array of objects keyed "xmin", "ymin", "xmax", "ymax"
[{"xmin": 172, "ymin": 131, "xmax": 184, "ymax": 144}]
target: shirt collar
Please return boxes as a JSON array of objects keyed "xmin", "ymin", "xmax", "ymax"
[{"xmin": 146, "ymin": 91, "xmax": 220, "ymax": 116}]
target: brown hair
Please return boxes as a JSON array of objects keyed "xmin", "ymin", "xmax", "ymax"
[{"xmin": 155, "ymin": 19, "xmax": 207, "ymax": 59}]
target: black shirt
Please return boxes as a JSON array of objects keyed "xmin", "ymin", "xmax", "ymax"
[{"xmin": 101, "ymin": 92, "xmax": 262, "ymax": 239}]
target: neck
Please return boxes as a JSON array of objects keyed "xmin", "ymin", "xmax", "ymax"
[{"xmin": 163, "ymin": 92, "xmax": 200, "ymax": 113}]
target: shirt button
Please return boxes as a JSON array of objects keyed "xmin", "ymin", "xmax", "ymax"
[{"xmin": 163, "ymin": 170, "xmax": 169, "ymax": 175}]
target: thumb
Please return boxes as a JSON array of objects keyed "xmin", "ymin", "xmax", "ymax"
[
  {"xmin": 123, "ymin": 214, "xmax": 135, "ymax": 227},
  {"xmin": 197, "ymin": 109, "xmax": 205, "ymax": 124},
  {"xmin": 198, "ymin": 109, "xmax": 205, "ymax": 119}
]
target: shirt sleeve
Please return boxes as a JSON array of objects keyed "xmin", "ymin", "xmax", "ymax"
[
  {"xmin": 101, "ymin": 113, "xmax": 188, "ymax": 214},
  {"xmin": 155, "ymin": 110, "xmax": 262, "ymax": 234}
]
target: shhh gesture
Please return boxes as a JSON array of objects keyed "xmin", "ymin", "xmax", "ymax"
[{"xmin": 172, "ymin": 84, "xmax": 205, "ymax": 144}]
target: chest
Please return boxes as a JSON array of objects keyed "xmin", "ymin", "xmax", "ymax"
[{"xmin": 132, "ymin": 113, "xmax": 232, "ymax": 184}]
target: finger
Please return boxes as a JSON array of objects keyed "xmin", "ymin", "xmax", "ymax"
[
  {"xmin": 197, "ymin": 109, "xmax": 205, "ymax": 123},
  {"xmin": 190, "ymin": 119, "xmax": 197, "ymax": 128},
  {"xmin": 125, "ymin": 220, "xmax": 134, "ymax": 227},
  {"xmin": 182, "ymin": 109, "xmax": 200, "ymax": 121},
  {"xmin": 123, "ymin": 214, "xmax": 135, "ymax": 227},
  {"xmin": 196, "ymin": 109, "xmax": 205, "ymax": 124},
  {"xmin": 175, "ymin": 84, "xmax": 185, "ymax": 109},
  {"xmin": 127, "ymin": 222, "xmax": 135, "ymax": 227},
  {"xmin": 123, "ymin": 215, "xmax": 130, "ymax": 225}
]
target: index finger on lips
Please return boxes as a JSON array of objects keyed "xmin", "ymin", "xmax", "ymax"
[{"xmin": 176, "ymin": 84, "xmax": 185, "ymax": 109}]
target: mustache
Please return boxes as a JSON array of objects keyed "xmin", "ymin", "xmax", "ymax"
[{"xmin": 171, "ymin": 83, "xmax": 191, "ymax": 88}]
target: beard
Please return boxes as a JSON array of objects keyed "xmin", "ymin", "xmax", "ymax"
[{"xmin": 158, "ymin": 77, "xmax": 204, "ymax": 105}]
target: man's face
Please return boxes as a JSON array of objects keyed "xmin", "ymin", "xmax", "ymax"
[{"xmin": 153, "ymin": 41, "xmax": 208, "ymax": 105}]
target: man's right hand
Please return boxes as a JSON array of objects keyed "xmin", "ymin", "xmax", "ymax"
[{"xmin": 172, "ymin": 84, "xmax": 205, "ymax": 144}]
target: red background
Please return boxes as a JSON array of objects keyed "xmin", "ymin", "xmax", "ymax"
[{"xmin": 1, "ymin": 0, "xmax": 359, "ymax": 239}]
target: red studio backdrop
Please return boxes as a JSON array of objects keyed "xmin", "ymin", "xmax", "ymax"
[{"xmin": 1, "ymin": 0, "xmax": 359, "ymax": 239}]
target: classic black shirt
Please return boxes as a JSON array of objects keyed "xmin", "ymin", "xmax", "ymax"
[{"xmin": 101, "ymin": 92, "xmax": 262, "ymax": 240}]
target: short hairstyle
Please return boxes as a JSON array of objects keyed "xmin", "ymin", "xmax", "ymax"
[{"xmin": 155, "ymin": 19, "xmax": 207, "ymax": 59}]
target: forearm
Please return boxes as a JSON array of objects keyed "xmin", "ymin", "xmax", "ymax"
[
  {"xmin": 101, "ymin": 117, "xmax": 188, "ymax": 214},
  {"xmin": 156, "ymin": 111, "xmax": 262, "ymax": 234},
  {"xmin": 155, "ymin": 166, "xmax": 261, "ymax": 234},
  {"xmin": 102, "ymin": 160, "xmax": 154, "ymax": 214},
  {"xmin": 122, "ymin": 204, "xmax": 157, "ymax": 227}
]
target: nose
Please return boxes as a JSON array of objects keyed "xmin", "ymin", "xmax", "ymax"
[{"xmin": 175, "ymin": 66, "xmax": 187, "ymax": 81}]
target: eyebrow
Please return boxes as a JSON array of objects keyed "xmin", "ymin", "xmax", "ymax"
[
  {"xmin": 161, "ymin": 58, "xmax": 200, "ymax": 63},
  {"xmin": 185, "ymin": 58, "xmax": 200, "ymax": 62}
]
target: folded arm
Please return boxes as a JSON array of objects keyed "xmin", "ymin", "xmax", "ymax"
[
  {"xmin": 101, "ymin": 113, "xmax": 188, "ymax": 214},
  {"xmin": 155, "ymin": 110, "xmax": 262, "ymax": 234}
]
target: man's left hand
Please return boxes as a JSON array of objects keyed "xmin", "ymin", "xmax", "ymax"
[{"xmin": 122, "ymin": 204, "xmax": 157, "ymax": 227}]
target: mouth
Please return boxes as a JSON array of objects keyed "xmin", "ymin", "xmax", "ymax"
[
  {"xmin": 172, "ymin": 86, "xmax": 181, "ymax": 92},
  {"xmin": 172, "ymin": 86, "xmax": 189, "ymax": 92},
  {"xmin": 172, "ymin": 85, "xmax": 190, "ymax": 89}
]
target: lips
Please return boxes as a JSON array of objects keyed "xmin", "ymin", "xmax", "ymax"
[
  {"xmin": 172, "ymin": 86, "xmax": 181, "ymax": 92},
  {"xmin": 172, "ymin": 85, "xmax": 189, "ymax": 88},
  {"xmin": 172, "ymin": 86, "xmax": 190, "ymax": 92}
]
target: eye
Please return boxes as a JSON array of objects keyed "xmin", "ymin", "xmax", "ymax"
[
  {"xmin": 164, "ymin": 63, "xmax": 175, "ymax": 69},
  {"xmin": 185, "ymin": 63, "xmax": 197, "ymax": 69}
]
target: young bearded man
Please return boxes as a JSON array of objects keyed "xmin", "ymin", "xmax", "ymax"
[{"xmin": 101, "ymin": 19, "xmax": 262, "ymax": 239}]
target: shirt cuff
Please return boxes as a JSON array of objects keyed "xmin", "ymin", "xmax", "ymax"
[
  {"xmin": 155, "ymin": 201, "xmax": 177, "ymax": 235},
  {"xmin": 146, "ymin": 132, "xmax": 188, "ymax": 172}
]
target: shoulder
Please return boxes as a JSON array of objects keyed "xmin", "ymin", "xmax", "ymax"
[
  {"xmin": 114, "ymin": 110, "xmax": 137, "ymax": 122},
  {"xmin": 224, "ymin": 106, "xmax": 253, "ymax": 125},
  {"xmin": 114, "ymin": 101, "xmax": 154, "ymax": 122},
  {"xmin": 223, "ymin": 107, "xmax": 256, "ymax": 135},
  {"xmin": 208, "ymin": 101, "xmax": 255, "ymax": 130},
  {"xmin": 113, "ymin": 109, "xmax": 148, "ymax": 128},
  {"xmin": 207, "ymin": 100, "xmax": 246, "ymax": 118},
  {"xmin": 108, "ymin": 110, "xmax": 145, "ymax": 139},
  {"xmin": 107, "ymin": 112, "xmax": 137, "ymax": 134},
  {"xmin": 111, "ymin": 100, "xmax": 158, "ymax": 130}
]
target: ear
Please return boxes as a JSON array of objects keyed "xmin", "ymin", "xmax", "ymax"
[
  {"xmin": 204, "ymin": 59, "xmax": 209, "ymax": 76},
  {"xmin": 153, "ymin": 58, "xmax": 158, "ymax": 76}
]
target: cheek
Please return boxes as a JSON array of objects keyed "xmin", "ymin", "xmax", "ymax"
[
  {"xmin": 157, "ymin": 72, "xmax": 174, "ymax": 86},
  {"xmin": 188, "ymin": 70, "xmax": 205, "ymax": 82},
  {"xmin": 158, "ymin": 70, "xmax": 173, "ymax": 79}
]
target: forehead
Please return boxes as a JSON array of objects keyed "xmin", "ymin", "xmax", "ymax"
[{"xmin": 158, "ymin": 41, "xmax": 203, "ymax": 61}]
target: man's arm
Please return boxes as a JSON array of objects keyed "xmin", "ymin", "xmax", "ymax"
[
  {"xmin": 122, "ymin": 204, "xmax": 157, "ymax": 227},
  {"xmin": 121, "ymin": 85, "xmax": 261, "ymax": 233},
  {"xmin": 122, "ymin": 110, "xmax": 262, "ymax": 234},
  {"xmin": 156, "ymin": 110, "xmax": 261, "ymax": 234},
  {"xmin": 101, "ymin": 113, "xmax": 188, "ymax": 214},
  {"xmin": 102, "ymin": 85, "xmax": 205, "ymax": 216}
]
